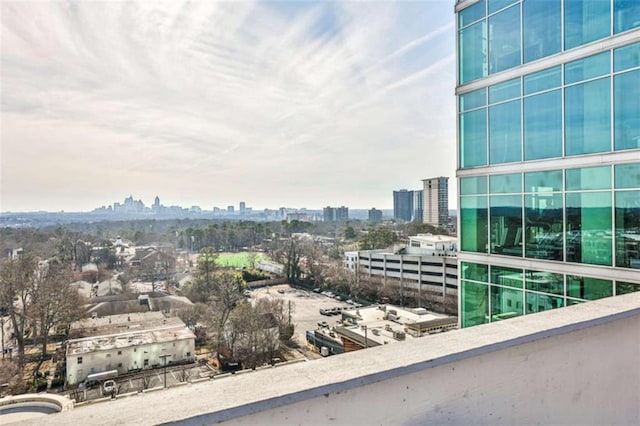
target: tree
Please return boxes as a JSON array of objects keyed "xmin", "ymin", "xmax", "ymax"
[
  {"xmin": 0, "ymin": 359, "xmax": 26, "ymax": 396},
  {"xmin": 30, "ymin": 258, "xmax": 84, "ymax": 363},
  {"xmin": 208, "ymin": 270, "xmax": 246, "ymax": 353},
  {"xmin": 283, "ymin": 238, "xmax": 302, "ymax": 283},
  {"xmin": 0, "ymin": 255, "xmax": 38, "ymax": 369},
  {"xmin": 183, "ymin": 248, "xmax": 219, "ymax": 303},
  {"xmin": 358, "ymin": 228, "xmax": 398, "ymax": 250}
]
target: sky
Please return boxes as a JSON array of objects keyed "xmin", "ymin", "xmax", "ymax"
[{"xmin": 1, "ymin": 1, "xmax": 456, "ymax": 213}]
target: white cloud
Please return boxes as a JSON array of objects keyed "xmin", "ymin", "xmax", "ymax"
[{"xmin": 1, "ymin": 1, "xmax": 456, "ymax": 212}]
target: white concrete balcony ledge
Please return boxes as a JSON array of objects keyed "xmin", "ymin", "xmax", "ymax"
[{"xmin": 36, "ymin": 292, "xmax": 640, "ymax": 425}]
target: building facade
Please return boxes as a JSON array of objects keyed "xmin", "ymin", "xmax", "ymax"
[
  {"xmin": 66, "ymin": 312, "xmax": 195, "ymax": 386},
  {"xmin": 422, "ymin": 177, "xmax": 449, "ymax": 226},
  {"xmin": 393, "ymin": 189, "xmax": 414, "ymax": 221},
  {"xmin": 345, "ymin": 235, "xmax": 458, "ymax": 314},
  {"xmin": 368, "ymin": 208, "xmax": 383, "ymax": 222},
  {"xmin": 412, "ymin": 190, "xmax": 424, "ymax": 222},
  {"xmin": 456, "ymin": 0, "xmax": 640, "ymax": 327}
]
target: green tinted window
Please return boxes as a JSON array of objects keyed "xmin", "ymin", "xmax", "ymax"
[
  {"xmin": 490, "ymin": 173, "xmax": 521, "ymax": 194},
  {"xmin": 461, "ymin": 280, "xmax": 489, "ymax": 327},
  {"xmin": 566, "ymin": 276, "xmax": 613, "ymax": 300},
  {"xmin": 526, "ymin": 292, "xmax": 564, "ymax": 314},
  {"xmin": 459, "ymin": 0, "xmax": 485, "ymax": 28},
  {"xmin": 614, "ymin": 42, "xmax": 640, "ymax": 72},
  {"xmin": 460, "ymin": 176, "xmax": 488, "ymax": 195},
  {"xmin": 615, "ymin": 190, "xmax": 640, "ymax": 268},
  {"xmin": 525, "ymin": 170, "xmax": 563, "ymax": 192},
  {"xmin": 615, "ymin": 163, "xmax": 640, "ymax": 188},
  {"xmin": 490, "ymin": 195, "xmax": 523, "ymax": 257},
  {"xmin": 566, "ymin": 166, "xmax": 611, "ymax": 191},
  {"xmin": 566, "ymin": 192, "xmax": 613, "ymax": 266},
  {"xmin": 491, "ymin": 286, "xmax": 523, "ymax": 320},
  {"xmin": 525, "ymin": 270, "xmax": 564, "ymax": 295},
  {"xmin": 489, "ymin": 100, "xmax": 522, "ymax": 164},
  {"xmin": 565, "ymin": 52, "xmax": 610, "ymax": 84},
  {"xmin": 461, "ymin": 197, "xmax": 489, "ymax": 253},
  {"xmin": 460, "ymin": 88, "xmax": 487, "ymax": 112},
  {"xmin": 524, "ymin": 90, "xmax": 562, "ymax": 160},
  {"xmin": 460, "ymin": 109, "xmax": 487, "ymax": 168},
  {"xmin": 564, "ymin": 78, "xmax": 611, "ymax": 156},
  {"xmin": 489, "ymin": 78, "xmax": 520, "ymax": 104},
  {"xmin": 616, "ymin": 281, "xmax": 640, "ymax": 295},
  {"xmin": 461, "ymin": 262, "xmax": 489, "ymax": 282},
  {"xmin": 614, "ymin": 70, "xmax": 640, "ymax": 151},
  {"xmin": 524, "ymin": 66, "xmax": 561, "ymax": 95},
  {"xmin": 491, "ymin": 266, "xmax": 523, "ymax": 288},
  {"xmin": 524, "ymin": 193, "xmax": 564, "ymax": 261}
]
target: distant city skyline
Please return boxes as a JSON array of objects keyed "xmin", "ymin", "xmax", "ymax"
[{"xmin": 1, "ymin": 1, "xmax": 456, "ymax": 213}]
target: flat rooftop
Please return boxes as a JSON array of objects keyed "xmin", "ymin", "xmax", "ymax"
[
  {"xmin": 67, "ymin": 312, "xmax": 195, "ymax": 356},
  {"xmin": 42, "ymin": 293, "xmax": 640, "ymax": 425},
  {"xmin": 339, "ymin": 305, "xmax": 455, "ymax": 345}
]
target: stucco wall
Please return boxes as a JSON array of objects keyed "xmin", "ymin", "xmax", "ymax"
[{"xmin": 231, "ymin": 313, "xmax": 640, "ymax": 425}]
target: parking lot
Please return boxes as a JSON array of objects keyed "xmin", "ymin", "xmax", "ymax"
[{"xmin": 248, "ymin": 284, "xmax": 354, "ymax": 346}]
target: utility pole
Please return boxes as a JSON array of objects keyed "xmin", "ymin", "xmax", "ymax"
[{"xmin": 159, "ymin": 354, "xmax": 172, "ymax": 388}]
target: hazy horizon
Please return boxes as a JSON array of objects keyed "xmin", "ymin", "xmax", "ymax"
[{"xmin": 1, "ymin": 1, "xmax": 456, "ymax": 213}]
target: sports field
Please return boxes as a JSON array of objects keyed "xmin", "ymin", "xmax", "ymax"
[{"xmin": 215, "ymin": 252, "xmax": 269, "ymax": 268}]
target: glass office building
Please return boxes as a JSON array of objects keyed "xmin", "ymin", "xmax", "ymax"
[{"xmin": 455, "ymin": 0, "xmax": 640, "ymax": 327}]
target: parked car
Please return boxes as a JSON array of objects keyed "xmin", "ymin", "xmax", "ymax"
[
  {"xmin": 319, "ymin": 308, "xmax": 329, "ymax": 315},
  {"xmin": 103, "ymin": 380, "xmax": 116, "ymax": 395},
  {"xmin": 317, "ymin": 321, "xmax": 329, "ymax": 328},
  {"xmin": 313, "ymin": 288, "xmax": 321, "ymax": 293}
]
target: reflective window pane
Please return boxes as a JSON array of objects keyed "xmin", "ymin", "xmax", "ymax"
[
  {"xmin": 565, "ymin": 78, "xmax": 611, "ymax": 156},
  {"xmin": 491, "ymin": 286, "xmax": 523, "ymax": 320},
  {"xmin": 564, "ymin": 0, "xmax": 611, "ymax": 50},
  {"xmin": 491, "ymin": 265, "xmax": 523, "ymax": 288},
  {"xmin": 460, "ymin": 22, "xmax": 488, "ymax": 84},
  {"xmin": 524, "ymin": 66, "xmax": 561, "ymax": 95},
  {"xmin": 461, "ymin": 280, "xmax": 489, "ymax": 327},
  {"xmin": 489, "ymin": 78, "xmax": 520, "ymax": 104},
  {"xmin": 615, "ymin": 163, "xmax": 640, "ymax": 189},
  {"xmin": 461, "ymin": 261, "xmax": 489, "ymax": 282},
  {"xmin": 489, "ymin": 0, "xmax": 517, "ymax": 14},
  {"xmin": 614, "ymin": 70, "xmax": 640, "ymax": 151},
  {"xmin": 566, "ymin": 166, "xmax": 612, "ymax": 191},
  {"xmin": 460, "ymin": 109, "xmax": 487, "ymax": 168},
  {"xmin": 490, "ymin": 195, "xmax": 523, "ymax": 257},
  {"xmin": 525, "ymin": 170, "xmax": 563, "ymax": 193},
  {"xmin": 523, "ymin": 0, "xmax": 561, "ymax": 63},
  {"xmin": 524, "ymin": 90, "xmax": 562, "ymax": 160},
  {"xmin": 614, "ymin": 0, "xmax": 640, "ymax": 34},
  {"xmin": 490, "ymin": 173, "xmax": 521, "ymax": 194},
  {"xmin": 565, "ymin": 52, "xmax": 610, "ymax": 84},
  {"xmin": 489, "ymin": 100, "xmax": 521, "ymax": 164},
  {"xmin": 566, "ymin": 192, "xmax": 613, "ymax": 266},
  {"xmin": 615, "ymin": 190, "xmax": 640, "ymax": 268},
  {"xmin": 616, "ymin": 281, "xmax": 640, "ymax": 295},
  {"xmin": 614, "ymin": 42, "xmax": 640, "ymax": 72},
  {"xmin": 461, "ymin": 196, "xmax": 489, "ymax": 253},
  {"xmin": 460, "ymin": 88, "xmax": 487, "ymax": 112},
  {"xmin": 525, "ymin": 270, "xmax": 564, "ymax": 295},
  {"xmin": 566, "ymin": 276, "xmax": 613, "ymax": 300},
  {"xmin": 526, "ymin": 291, "xmax": 564, "ymax": 314},
  {"xmin": 460, "ymin": 0, "xmax": 486, "ymax": 28},
  {"xmin": 525, "ymin": 193, "xmax": 564, "ymax": 261},
  {"xmin": 488, "ymin": 5, "xmax": 521, "ymax": 74},
  {"xmin": 460, "ymin": 176, "xmax": 488, "ymax": 195}
]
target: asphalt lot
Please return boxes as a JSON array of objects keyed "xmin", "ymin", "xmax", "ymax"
[{"xmin": 248, "ymin": 284, "xmax": 352, "ymax": 345}]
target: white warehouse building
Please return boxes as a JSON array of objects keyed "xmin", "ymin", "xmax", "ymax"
[{"xmin": 66, "ymin": 312, "xmax": 196, "ymax": 386}]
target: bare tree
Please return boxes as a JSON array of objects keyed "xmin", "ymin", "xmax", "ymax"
[
  {"xmin": 0, "ymin": 255, "xmax": 38, "ymax": 369},
  {"xmin": 31, "ymin": 258, "xmax": 84, "ymax": 363}
]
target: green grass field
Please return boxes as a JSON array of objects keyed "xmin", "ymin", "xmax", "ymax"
[{"xmin": 215, "ymin": 252, "xmax": 269, "ymax": 268}]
